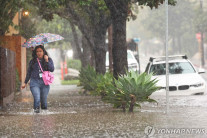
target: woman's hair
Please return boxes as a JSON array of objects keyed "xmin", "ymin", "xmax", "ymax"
[
  {"xmin": 30, "ymin": 45, "xmax": 49, "ymax": 70},
  {"xmin": 32, "ymin": 45, "xmax": 48, "ymax": 58}
]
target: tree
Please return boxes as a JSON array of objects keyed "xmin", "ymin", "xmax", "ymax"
[
  {"xmin": 104, "ymin": 0, "xmax": 176, "ymax": 78},
  {"xmin": 65, "ymin": 1, "xmax": 111, "ymax": 73},
  {"xmin": 142, "ymin": 0, "xmax": 203, "ymax": 57},
  {"xmin": 35, "ymin": 0, "xmax": 112, "ymax": 74},
  {"xmin": 35, "ymin": 14, "xmax": 73, "ymax": 63},
  {"xmin": 0, "ymin": 0, "xmax": 23, "ymax": 35},
  {"xmin": 19, "ymin": 3, "xmax": 38, "ymax": 40},
  {"xmin": 193, "ymin": 3, "xmax": 207, "ymax": 63}
]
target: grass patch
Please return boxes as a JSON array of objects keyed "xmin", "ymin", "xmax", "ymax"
[{"xmin": 61, "ymin": 80, "xmax": 80, "ymax": 85}]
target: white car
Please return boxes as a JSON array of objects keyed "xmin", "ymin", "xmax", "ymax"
[
  {"xmin": 145, "ymin": 55, "xmax": 206, "ymax": 95},
  {"xmin": 106, "ymin": 50, "xmax": 139, "ymax": 72}
]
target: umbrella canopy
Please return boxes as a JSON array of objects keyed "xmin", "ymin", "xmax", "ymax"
[{"xmin": 22, "ymin": 33, "xmax": 64, "ymax": 48}]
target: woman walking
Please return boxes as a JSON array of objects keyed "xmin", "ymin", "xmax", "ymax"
[{"xmin": 21, "ymin": 45, "xmax": 54, "ymax": 113}]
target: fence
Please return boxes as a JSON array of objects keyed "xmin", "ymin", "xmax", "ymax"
[{"xmin": 0, "ymin": 47, "xmax": 16, "ymax": 107}]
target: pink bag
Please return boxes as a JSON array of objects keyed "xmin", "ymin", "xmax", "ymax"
[{"xmin": 37, "ymin": 58, "xmax": 54, "ymax": 85}]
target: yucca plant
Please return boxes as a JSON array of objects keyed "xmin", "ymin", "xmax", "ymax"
[
  {"xmin": 103, "ymin": 71, "xmax": 160, "ymax": 112},
  {"xmin": 78, "ymin": 65, "xmax": 98, "ymax": 92},
  {"xmin": 95, "ymin": 72, "xmax": 115, "ymax": 98},
  {"xmin": 78, "ymin": 65, "xmax": 106, "ymax": 96}
]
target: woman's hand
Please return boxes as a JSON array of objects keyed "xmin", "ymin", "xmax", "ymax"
[
  {"xmin": 44, "ymin": 55, "xmax": 49, "ymax": 62},
  {"xmin": 21, "ymin": 83, "xmax": 27, "ymax": 90}
]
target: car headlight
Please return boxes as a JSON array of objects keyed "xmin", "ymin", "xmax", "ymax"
[{"xmin": 190, "ymin": 83, "xmax": 204, "ymax": 87}]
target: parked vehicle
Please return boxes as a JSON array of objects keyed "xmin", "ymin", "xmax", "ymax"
[
  {"xmin": 106, "ymin": 50, "xmax": 139, "ymax": 72},
  {"xmin": 145, "ymin": 55, "xmax": 206, "ymax": 95}
]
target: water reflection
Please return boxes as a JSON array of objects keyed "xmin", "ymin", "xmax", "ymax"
[
  {"xmin": 1, "ymin": 107, "xmax": 207, "ymax": 137},
  {"xmin": 31, "ymin": 115, "xmax": 55, "ymax": 137}
]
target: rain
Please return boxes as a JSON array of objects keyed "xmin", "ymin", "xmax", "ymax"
[{"xmin": 0, "ymin": 0, "xmax": 207, "ymax": 137}]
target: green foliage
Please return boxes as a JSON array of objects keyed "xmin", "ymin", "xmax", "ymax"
[
  {"xmin": 78, "ymin": 65, "xmax": 99, "ymax": 92},
  {"xmin": 78, "ymin": 0, "xmax": 107, "ymax": 10},
  {"xmin": 0, "ymin": 0, "xmax": 22, "ymax": 34},
  {"xmin": 19, "ymin": 17, "xmax": 37, "ymax": 40},
  {"xmin": 78, "ymin": 66, "xmax": 114, "ymax": 97},
  {"xmin": 93, "ymin": 72, "xmax": 115, "ymax": 97},
  {"xmin": 18, "ymin": 1, "xmax": 39, "ymax": 39},
  {"xmin": 103, "ymin": 71, "xmax": 159, "ymax": 110},
  {"xmin": 67, "ymin": 59, "xmax": 81, "ymax": 71},
  {"xmin": 136, "ymin": 0, "xmax": 176, "ymax": 9},
  {"xmin": 16, "ymin": 69, "xmax": 21, "ymax": 92},
  {"xmin": 118, "ymin": 72, "xmax": 159, "ymax": 102},
  {"xmin": 78, "ymin": 66, "xmax": 159, "ymax": 112}
]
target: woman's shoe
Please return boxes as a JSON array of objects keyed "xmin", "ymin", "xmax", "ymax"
[{"xmin": 34, "ymin": 108, "xmax": 40, "ymax": 113}]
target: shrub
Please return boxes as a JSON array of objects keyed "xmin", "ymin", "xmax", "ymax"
[
  {"xmin": 78, "ymin": 66, "xmax": 160, "ymax": 112},
  {"xmin": 78, "ymin": 65, "xmax": 99, "ymax": 92},
  {"xmin": 94, "ymin": 72, "xmax": 115, "ymax": 98},
  {"xmin": 103, "ymin": 71, "xmax": 160, "ymax": 112},
  {"xmin": 67, "ymin": 59, "xmax": 81, "ymax": 71},
  {"xmin": 79, "ymin": 65, "xmax": 115, "ymax": 97}
]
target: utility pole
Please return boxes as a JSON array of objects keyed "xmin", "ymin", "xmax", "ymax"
[
  {"xmin": 165, "ymin": 0, "xmax": 169, "ymax": 114},
  {"xmin": 200, "ymin": 0, "xmax": 205, "ymax": 67}
]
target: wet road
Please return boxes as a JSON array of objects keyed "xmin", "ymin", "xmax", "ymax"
[
  {"xmin": 1, "ymin": 70, "xmax": 207, "ymax": 137},
  {"xmin": 0, "ymin": 84, "xmax": 207, "ymax": 138}
]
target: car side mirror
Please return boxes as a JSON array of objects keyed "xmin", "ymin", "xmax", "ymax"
[{"xmin": 198, "ymin": 68, "xmax": 205, "ymax": 74}]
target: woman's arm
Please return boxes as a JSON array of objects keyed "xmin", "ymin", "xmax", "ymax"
[
  {"xmin": 21, "ymin": 60, "xmax": 33, "ymax": 89},
  {"xmin": 46, "ymin": 58, "xmax": 54, "ymax": 72},
  {"xmin": 24, "ymin": 60, "xmax": 33, "ymax": 84}
]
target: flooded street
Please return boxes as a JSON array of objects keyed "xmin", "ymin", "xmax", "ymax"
[
  {"xmin": 0, "ymin": 71, "xmax": 207, "ymax": 137},
  {"xmin": 1, "ymin": 0, "xmax": 207, "ymax": 137}
]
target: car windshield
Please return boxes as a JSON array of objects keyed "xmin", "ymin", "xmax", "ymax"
[{"xmin": 149, "ymin": 62, "xmax": 196, "ymax": 75}]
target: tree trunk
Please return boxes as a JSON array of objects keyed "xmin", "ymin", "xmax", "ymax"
[
  {"xmin": 0, "ymin": 30, "xmax": 5, "ymax": 35},
  {"xmin": 129, "ymin": 94, "xmax": 136, "ymax": 112},
  {"xmin": 112, "ymin": 15, "xmax": 128, "ymax": 79},
  {"xmin": 59, "ymin": 49, "xmax": 65, "ymax": 62},
  {"xmin": 70, "ymin": 42, "xmax": 79, "ymax": 59},
  {"xmin": 82, "ymin": 36, "xmax": 91, "ymax": 68},
  {"xmin": 122, "ymin": 102, "xmax": 126, "ymax": 112},
  {"xmin": 90, "ymin": 47, "xmax": 95, "ymax": 67},
  {"xmin": 65, "ymin": 2, "xmax": 112, "ymax": 74},
  {"xmin": 93, "ymin": 28, "xmax": 107, "ymax": 74},
  {"xmin": 70, "ymin": 20, "xmax": 93, "ymax": 68},
  {"xmin": 104, "ymin": 0, "xmax": 128, "ymax": 79},
  {"xmin": 70, "ymin": 21, "xmax": 82, "ymax": 60}
]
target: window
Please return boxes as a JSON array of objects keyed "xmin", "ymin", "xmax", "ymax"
[
  {"xmin": 127, "ymin": 52, "xmax": 134, "ymax": 59},
  {"xmin": 149, "ymin": 62, "xmax": 195, "ymax": 75}
]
